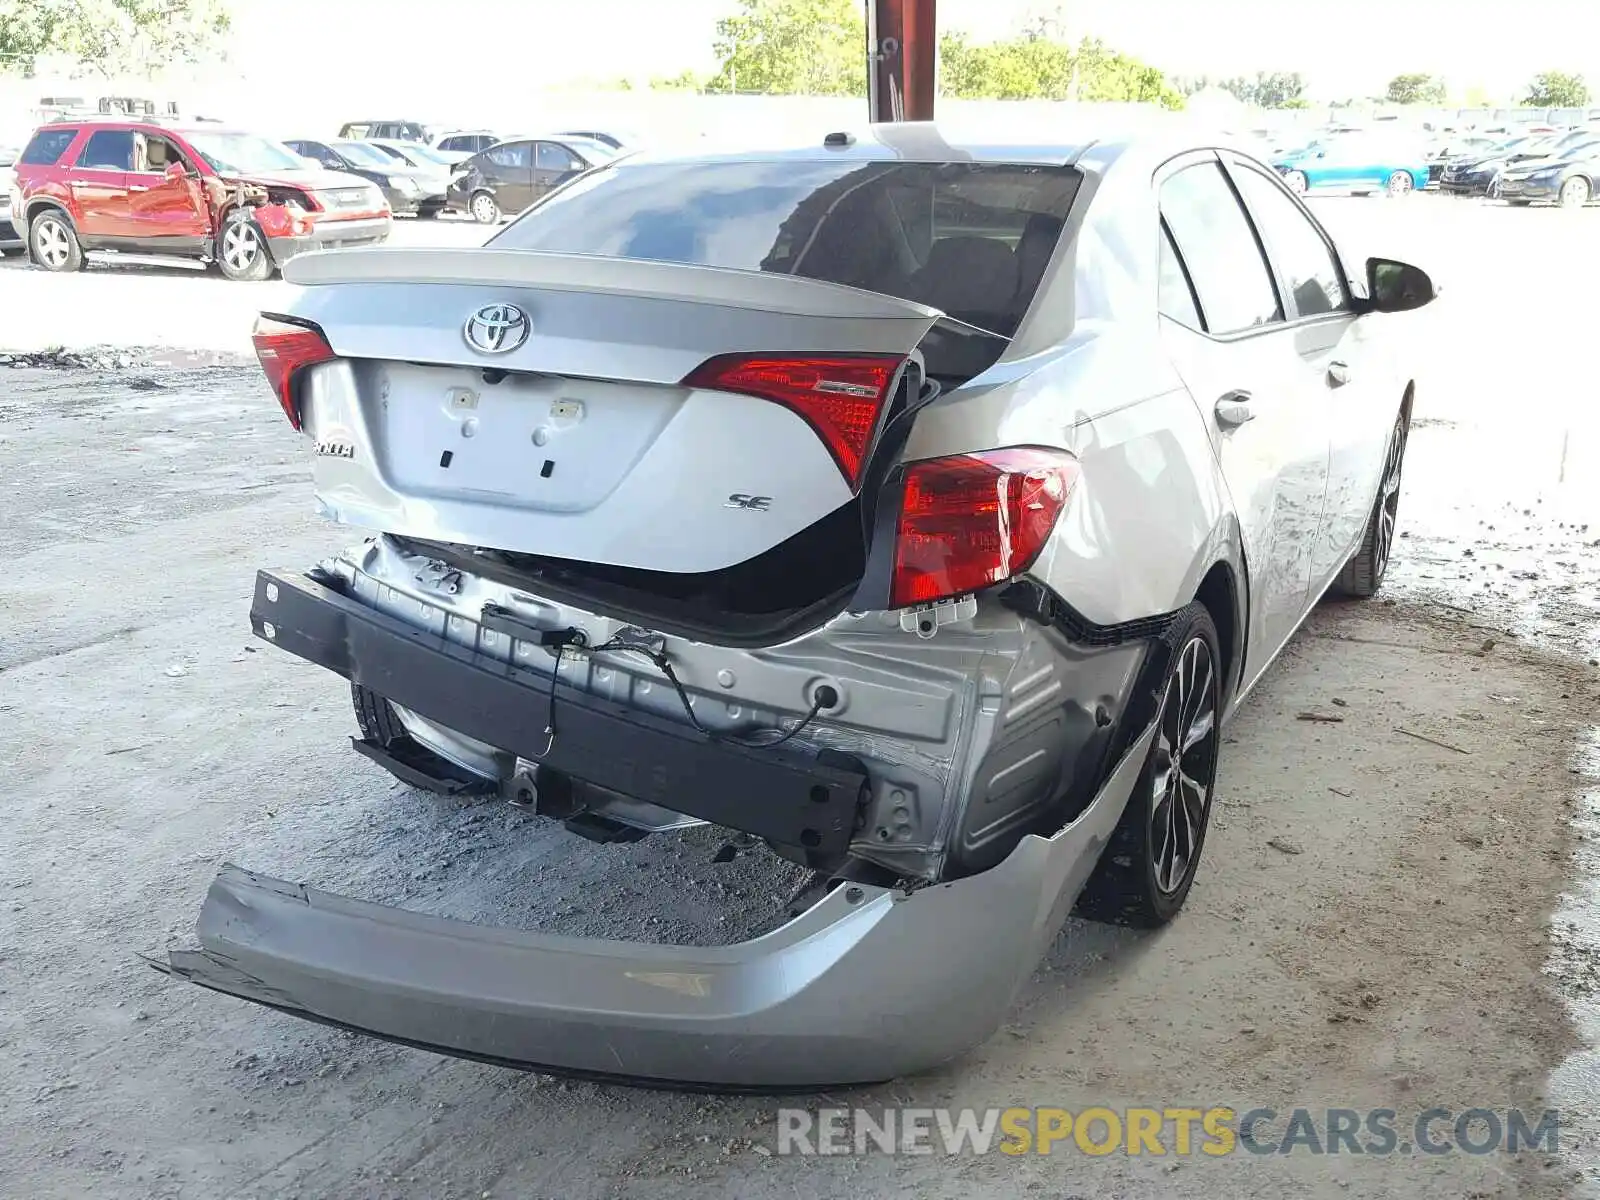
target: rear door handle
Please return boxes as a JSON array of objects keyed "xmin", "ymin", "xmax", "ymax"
[
  {"xmin": 1327, "ymin": 361, "xmax": 1351, "ymax": 387},
  {"xmin": 1215, "ymin": 391, "xmax": 1255, "ymax": 428}
]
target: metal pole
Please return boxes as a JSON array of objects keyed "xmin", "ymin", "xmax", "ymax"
[{"xmin": 868, "ymin": 0, "xmax": 937, "ymax": 123}]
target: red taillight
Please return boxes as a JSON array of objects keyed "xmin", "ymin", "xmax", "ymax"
[
  {"xmin": 682, "ymin": 353, "xmax": 903, "ymax": 487},
  {"xmin": 890, "ymin": 448, "xmax": 1080, "ymax": 609},
  {"xmin": 252, "ymin": 315, "xmax": 336, "ymax": 430}
]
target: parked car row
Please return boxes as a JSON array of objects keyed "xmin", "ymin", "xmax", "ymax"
[
  {"xmin": 1437, "ymin": 126, "xmax": 1600, "ymax": 206},
  {"xmin": 331, "ymin": 119, "xmax": 633, "ymax": 223},
  {"xmin": 1257, "ymin": 123, "xmax": 1600, "ymax": 208},
  {"xmin": 1, "ymin": 112, "xmax": 634, "ymax": 278}
]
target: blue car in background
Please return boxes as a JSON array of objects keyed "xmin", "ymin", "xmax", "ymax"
[{"xmin": 1271, "ymin": 136, "xmax": 1430, "ymax": 197}]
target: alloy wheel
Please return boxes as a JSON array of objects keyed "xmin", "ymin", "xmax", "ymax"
[
  {"xmin": 1149, "ymin": 635, "xmax": 1218, "ymax": 896},
  {"xmin": 35, "ymin": 218, "xmax": 70, "ymax": 268},
  {"xmin": 1286, "ymin": 172, "xmax": 1308, "ymax": 196},
  {"xmin": 1373, "ymin": 420, "xmax": 1406, "ymax": 576},
  {"xmin": 471, "ymin": 193, "xmax": 497, "ymax": 223},
  {"xmin": 1387, "ymin": 171, "xmax": 1414, "ymax": 196},
  {"xmin": 1560, "ymin": 178, "xmax": 1591, "ymax": 208},
  {"xmin": 222, "ymin": 220, "xmax": 261, "ymax": 272}
]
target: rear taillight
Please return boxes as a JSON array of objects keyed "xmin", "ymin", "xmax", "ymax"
[
  {"xmin": 252, "ymin": 315, "xmax": 335, "ymax": 430},
  {"xmin": 682, "ymin": 353, "xmax": 903, "ymax": 487},
  {"xmin": 890, "ymin": 448, "xmax": 1080, "ymax": 609}
]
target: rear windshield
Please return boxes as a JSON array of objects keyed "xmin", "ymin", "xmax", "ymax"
[{"xmin": 490, "ymin": 159, "xmax": 1081, "ymax": 336}]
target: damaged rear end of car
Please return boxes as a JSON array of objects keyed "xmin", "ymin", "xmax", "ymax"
[{"xmin": 161, "ymin": 143, "xmax": 1173, "ymax": 1088}]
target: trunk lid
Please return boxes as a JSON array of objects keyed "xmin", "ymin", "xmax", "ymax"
[{"xmin": 283, "ymin": 249, "xmax": 942, "ymax": 574}]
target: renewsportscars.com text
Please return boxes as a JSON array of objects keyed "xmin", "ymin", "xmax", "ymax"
[{"xmin": 775, "ymin": 1106, "xmax": 1560, "ymax": 1157}]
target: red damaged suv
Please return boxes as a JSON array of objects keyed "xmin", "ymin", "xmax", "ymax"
[{"xmin": 9, "ymin": 119, "xmax": 392, "ymax": 280}]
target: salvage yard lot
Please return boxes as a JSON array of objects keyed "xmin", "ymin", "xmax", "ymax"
[{"xmin": 2, "ymin": 196, "xmax": 1599, "ymax": 1199}]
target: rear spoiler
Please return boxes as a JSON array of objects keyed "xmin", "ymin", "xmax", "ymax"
[{"xmin": 282, "ymin": 247, "xmax": 944, "ymax": 324}]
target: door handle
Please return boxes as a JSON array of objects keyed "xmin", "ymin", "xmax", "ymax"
[
  {"xmin": 1327, "ymin": 361, "xmax": 1351, "ymax": 387},
  {"xmin": 126, "ymin": 185, "xmax": 149, "ymax": 192},
  {"xmin": 1215, "ymin": 391, "xmax": 1255, "ymax": 429}
]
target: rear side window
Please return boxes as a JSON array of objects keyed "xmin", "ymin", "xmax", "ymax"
[
  {"xmin": 487, "ymin": 141, "xmax": 531, "ymax": 168},
  {"xmin": 537, "ymin": 142, "xmax": 582, "ymax": 171},
  {"xmin": 77, "ymin": 129, "xmax": 135, "ymax": 171},
  {"xmin": 1231, "ymin": 166, "xmax": 1348, "ymax": 318},
  {"xmin": 491, "ymin": 159, "xmax": 1082, "ymax": 337},
  {"xmin": 1160, "ymin": 162, "xmax": 1281, "ymax": 334},
  {"xmin": 438, "ymin": 136, "xmax": 468, "ymax": 152},
  {"xmin": 20, "ymin": 128, "xmax": 77, "ymax": 166}
]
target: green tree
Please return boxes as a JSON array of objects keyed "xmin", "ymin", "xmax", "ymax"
[
  {"xmin": 706, "ymin": 0, "xmax": 865, "ymax": 96},
  {"xmin": 650, "ymin": 69, "xmax": 705, "ymax": 92},
  {"xmin": 0, "ymin": 0, "xmax": 231, "ymax": 76},
  {"xmin": 1217, "ymin": 71, "xmax": 1307, "ymax": 109},
  {"xmin": 1386, "ymin": 73, "xmax": 1447, "ymax": 104},
  {"xmin": 939, "ymin": 29, "xmax": 1181, "ymax": 108},
  {"xmin": 1524, "ymin": 70, "xmax": 1590, "ymax": 107}
]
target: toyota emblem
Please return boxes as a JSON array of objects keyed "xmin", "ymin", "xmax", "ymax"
[{"xmin": 462, "ymin": 302, "xmax": 530, "ymax": 354}]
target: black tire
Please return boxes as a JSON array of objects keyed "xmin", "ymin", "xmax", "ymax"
[
  {"xmin": 29, "ymin": 210, "xmax": 84, "ymax": 271},
  {"xmin": 1078, "ymin": 601, "xmax": 1222, "ymax": 928},
  {"xmin": 469, "ymin": 190, "xmax": 501, "ymax": 224},
  {"xmin": 417, "ymin": 204, "xmax": 441, "ymax": 219},
  {"xmin": 352, "ymin": 684, "xmax": 407, "ymax": 748},
  {"xmin": 216, "ymin": 210, "xmax": 273, "ymax": 281},
  {"xmin": 1333, "ymin": 411, "xmax": 1408, "ymax": 598}
]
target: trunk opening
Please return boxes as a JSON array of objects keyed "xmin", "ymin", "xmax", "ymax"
[{"xmin": 397, "ymin": 493, "xmax": 867, "ymax": 647}]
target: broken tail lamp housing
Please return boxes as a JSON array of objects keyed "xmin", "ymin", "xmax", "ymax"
[
  {"xmin": 889, "ymin": 447, "xmax": 1080, "ymax": 609},
  {"xmin": 253, "ymin": 315, "xmax": 335, "ymax": 430},
  {"xmin": 682, "ymin": 353, "xmax": 905, "ymax": 488}
]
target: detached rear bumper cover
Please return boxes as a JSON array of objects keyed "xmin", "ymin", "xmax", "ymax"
[{"xmin": 161, "ymin": 725, "xmax": 1148, "ymax": 1089}]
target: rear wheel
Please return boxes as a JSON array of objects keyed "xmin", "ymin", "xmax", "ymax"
[
  {"xmin": 469, "ymin": 190, "xmax": 501, "ymax": 224},
  {"xmin": 30, "ymin": 211, "xmax": 84, "ymax": 271},
  {"xmin": 1078, "ymin": 602, "xmax": 1221, "ymax": 928},
  {"xmin": 1560, "ymin": 177, "xmax": 1592, "ymax": 208},
  {"xmin": 1333, "ymin": 412, "xmax": 1407, "ymax": 598},
  {"xmin": 217, "ymin": 210, "xmax": 273, "ymax": 281},
  {"xmin": 1386, "ymin": 170, "xmax": 1415, "ymax": 197}
]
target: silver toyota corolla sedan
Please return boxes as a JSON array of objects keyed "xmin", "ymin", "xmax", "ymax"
[{"xmin": 163, "ymin": 121, "xmax": 1435, "ymax": 1088}]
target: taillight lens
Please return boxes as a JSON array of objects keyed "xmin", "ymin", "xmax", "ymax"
[
  {"xmin": 682, "ymin": 353, "xmax": 903, "ymax": 487},
  {"xmin": 890, "ymin": 448, "xmax": 1080, "ymax": 609},
  {"xmin": 252, "ymin": 315, "xmax": 335, "ymax": 430}
]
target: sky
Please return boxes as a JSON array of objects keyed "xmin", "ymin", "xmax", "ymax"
[{"xmin": 220, "ymin": 0, "xmax": 1599, "ymax": 105}]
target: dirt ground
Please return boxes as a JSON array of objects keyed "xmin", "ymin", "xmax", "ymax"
[{"xmin": 3, "ymin": 198, "xmax": 1599, "ymax": 1199}]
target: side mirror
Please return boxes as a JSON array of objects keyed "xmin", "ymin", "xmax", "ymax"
[
  {"xmin": 164, "ymin": 162, "xmax": 187, "ymax": 181},
  {"xmin": 1365, "ymin": 257, "xmax": 1436, "ymax": 313}
]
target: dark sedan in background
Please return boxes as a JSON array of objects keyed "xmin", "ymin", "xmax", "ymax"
[
  {"xmin": 1498, "ymin": 141, "xmax": 1600, "ymax": 206},
  {"xmin": 285, "ymin": 137, "xmax": 448, "ymax": 216},
  {"xmin": 445, "ymin": 134, "xmax": 618, "ymax": 223}
]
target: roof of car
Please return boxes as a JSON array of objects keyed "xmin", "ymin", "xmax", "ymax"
[{"xmin": 603, "ymin": 120, "xmax": 1222, "ymax": 170}]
